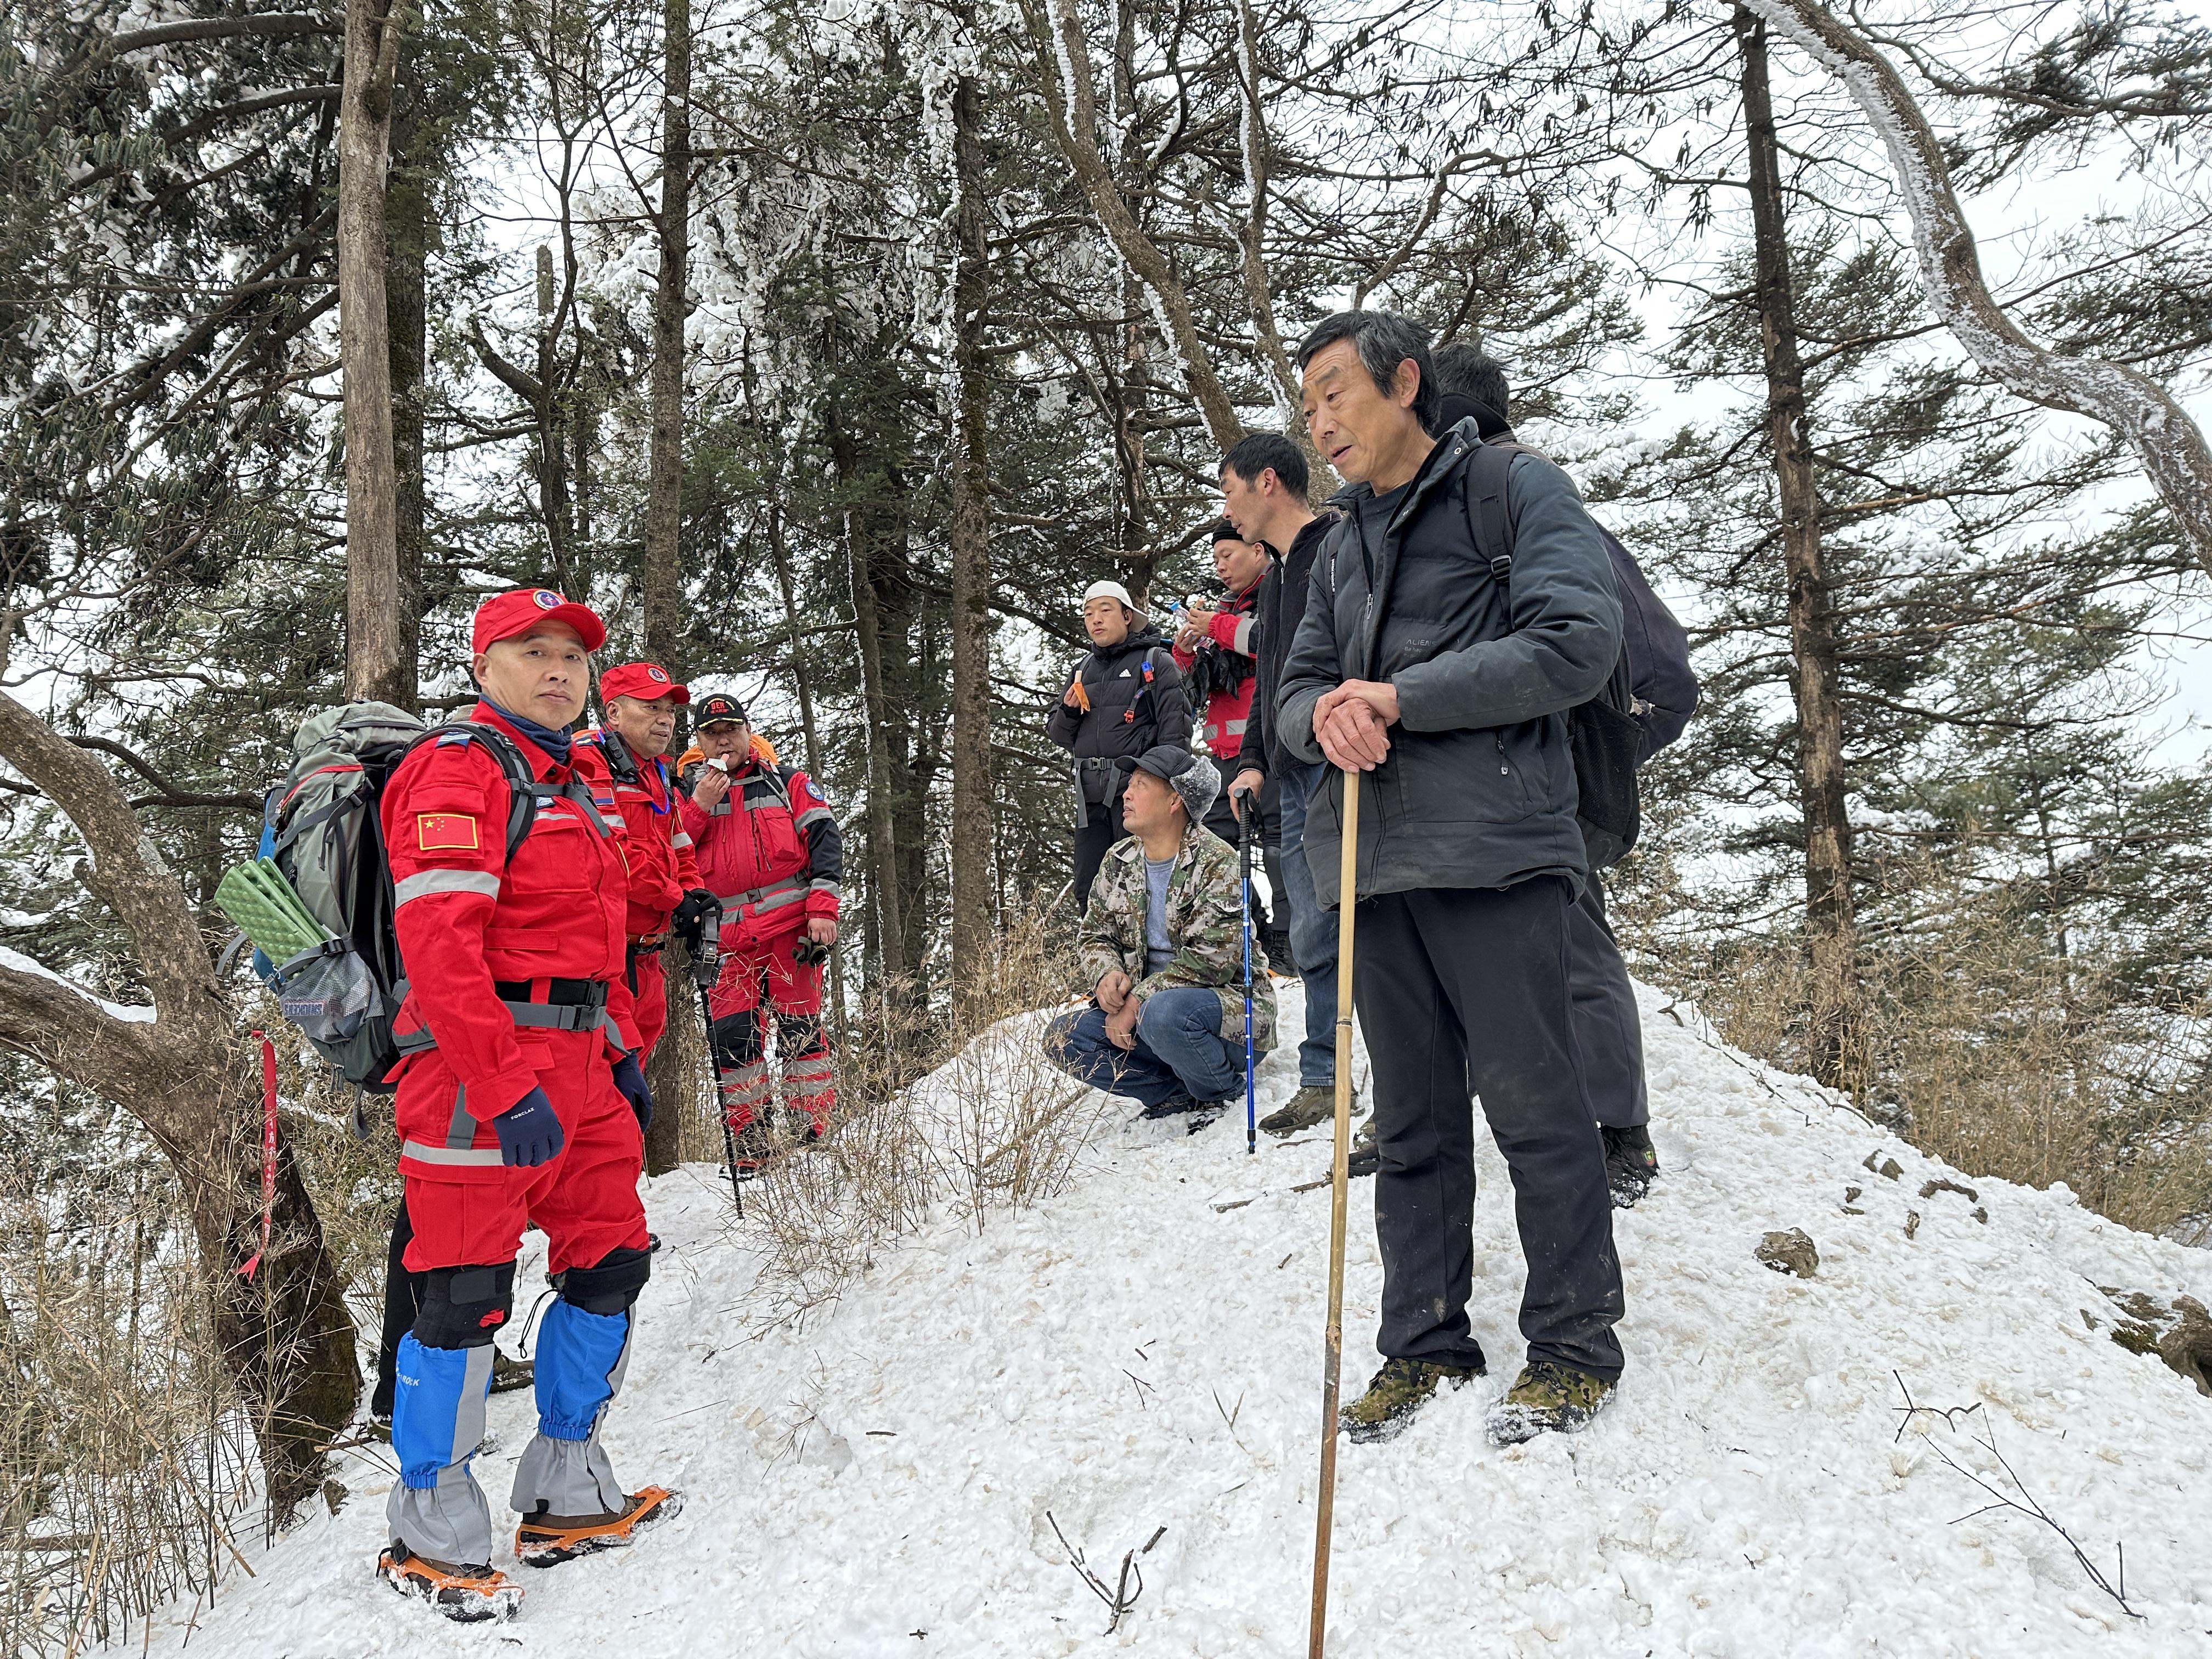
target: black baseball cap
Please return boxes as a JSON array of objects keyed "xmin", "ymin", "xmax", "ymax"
[{"xmin": 694, "ymin": 692, "xmax": 748, "ymax": 727}]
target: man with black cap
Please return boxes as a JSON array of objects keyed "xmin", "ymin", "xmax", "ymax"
[
  {"xmin": 675, "ymin": 693, "xmax": 843, "ymax": 1167},
  {"xmin": 1043, "ymin": 746, "xmax": 1276, "ymax": 1119}
]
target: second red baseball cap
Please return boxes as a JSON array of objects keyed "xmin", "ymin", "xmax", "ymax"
[
  {"xmin": 600, "ymin": 661, "xmax": 689, "ymax": 704},
  {"xmin": 471, "ymin": 586, "xmax": 608, "ymax": 654}
]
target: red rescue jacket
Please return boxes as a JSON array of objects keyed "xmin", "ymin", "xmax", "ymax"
[
  {"xmin": 675, "ymin": 754, "xmax": 843, "ymax": 940},
  {"xmin": 1171, "ymin": 579, "xmax": 1262, "ymax": 761},
  {"xmin": 381, "ymin": 703, "xmax": 640, "ymax": 1127},
  {"xmin": 575, "ymin": 729, "xmax": 700, "ymax": 939}
]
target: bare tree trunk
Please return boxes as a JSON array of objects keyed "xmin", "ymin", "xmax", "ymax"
[
  {"xmin": 765, "ymin": 504, "xmax": 845, "ymax": 1024},
  {"xmin": 532, "ymin": 244, "xmax": 575, "ymax": 585},
  {"xmin": 1739, "ymin": 9, "xmax": 1859, "ymax": 1090},
  {"xmin": 1022, "ymin": 0, "xmax": 1245, "ymax": 450},
  {"xmin": 643, "ymin": 0, "xmax": 691, "ymax": 673},
  {"xmin": 338, "ymin": 0, "xmax": 408, "ymax": 703},
  {"xmin": 946, "ymin": 57, "xmax": 994, "ymax": 1014},
  {"xmin": 637, "ymin": 0, "xmax": 698, "ymax": 1170},
  {"xmin": 0, "ymin": 692, "xmax": 357, "ymax": 1525},
  {"xmin": 845, "ymin": 505, "xmax": 906, "ymax": 985},
  {"xmin": 1229, "ymin": 0, "xmax": 1329, "ymax": 489},
  {"xmin": 385, "ymin": 39, "xmax": 426, "ymax": 713},
  {"xmin": 1740, "ymin": 0, "xmax": 2212, "ymax": 574}
]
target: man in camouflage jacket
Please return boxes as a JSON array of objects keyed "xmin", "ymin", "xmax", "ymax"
[{"xmin": 1046, "ymin": 747, "xmax": 1276, "ymax": 1115}]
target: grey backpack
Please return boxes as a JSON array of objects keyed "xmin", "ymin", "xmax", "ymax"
[{"xmin": 259, "ymin": 703, "xmax": 539, "ymax": 1092}]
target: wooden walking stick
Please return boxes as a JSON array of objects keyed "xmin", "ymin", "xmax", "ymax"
[{"xmin": 1307, "ymin": 766, "xmax": 1361, "ymax": 1658}]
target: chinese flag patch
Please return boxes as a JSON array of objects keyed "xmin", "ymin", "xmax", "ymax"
[{"xmin": 416, "ymin": 812, "xmax": 481, "ymax": 852}]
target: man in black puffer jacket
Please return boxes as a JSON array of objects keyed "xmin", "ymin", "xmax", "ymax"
[
  {"xmin": 1277, "ymin": 311, "xmax": 1626, "ymax": 1451},
  {"xmin": 1047, "ymin": 579, "xmax": 1192, "ymax": 911}
]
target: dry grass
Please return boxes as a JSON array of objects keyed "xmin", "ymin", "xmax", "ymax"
[
  {"xmin": 1633, "ymin": 890, "xmax": 2212, "ymax": 1246},
  {"xmin": 740, "ymin": 905, "xmax": 1106, "ymax": 1322},
  {"xmin": 0, "ymin": 1152, "xmax": 258, "ymax": 1657}
]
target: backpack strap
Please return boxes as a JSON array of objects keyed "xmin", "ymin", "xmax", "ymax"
[{"xmin": 1461, "ymin": 439, "xmax": 1520, "ymax": 588}]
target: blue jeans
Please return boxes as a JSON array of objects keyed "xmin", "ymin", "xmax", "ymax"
[
  {"xmin": 1047, "ymin": 988, "xmax": 1242, "ymax": 1108},
  {"xmin": 1276, "ymin": 760, "xmax": 1336, "ymax": 1087}
]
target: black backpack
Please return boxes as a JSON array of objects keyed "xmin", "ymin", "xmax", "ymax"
[{"xmin": 1463, "ymin": 442, "xmax": 1698, "ymax": 869}]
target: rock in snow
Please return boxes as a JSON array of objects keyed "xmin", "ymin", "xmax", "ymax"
[{"xmin": 161, "ymin": 981, "xmax": 2211, "ymax": 1655}]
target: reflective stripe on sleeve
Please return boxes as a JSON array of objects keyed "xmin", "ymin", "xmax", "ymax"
[
  {"xmin": 400, "ymin": 1139, "xmax": 505, "ymax": 1167},
  {"xmin": 670, "ymin": 830, "xmax": 693, "ymax": 848},
  {"xmin": 793, "ymin": 806, "xmax": 834, "ymax": 831},
  {"xmin": 394, "ymin": 868, "xmax": 503, "ymax": 906}
]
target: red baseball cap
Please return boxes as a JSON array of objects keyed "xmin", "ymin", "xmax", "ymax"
[
  {"xmin": 600, "ymin": 661, "xmax": 689, "ymax": 705},
  {"xmin": 471, "ymin": 586, "xmax": 607, "ymax": 654}
]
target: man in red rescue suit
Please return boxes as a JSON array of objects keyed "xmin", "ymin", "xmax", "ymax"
[
  {"xmin": 375, "ymin": 587, "xmax": 678, "ymax": 1621},
  {"xmin": 1173, "ymin": 516, "xmax": 1284, "ymax": 964},
  {"xmin": 675, "ymin": 692, "xmax": 843, "ymax": 1164},
  {"xmin": 576, "ymin": 661, "xmax": 715, "ymax": 1061}
]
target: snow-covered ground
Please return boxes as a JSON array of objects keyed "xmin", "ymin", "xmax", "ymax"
[{"xmin": 160, "ymin": 981, "xmax": 2212, "ymax": 1656}]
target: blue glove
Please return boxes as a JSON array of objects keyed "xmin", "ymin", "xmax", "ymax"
[
  {"xmin": 492, "ymin": 1087, "xmax": 565, "ymax": 1167},
  {"xmin": 611, "ymin": 1052, "xmax": 654, "ymax": 1132}
]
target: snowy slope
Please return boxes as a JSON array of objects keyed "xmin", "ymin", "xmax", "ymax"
[{"xmin": 162, "ymin": 981, "xmax": 2212, "ymax": 1657}]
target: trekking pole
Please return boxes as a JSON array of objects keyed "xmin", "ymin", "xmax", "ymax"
[
  {"xmin": 1307, "ymin": 766, "xmax": 1360, "ymax": 1659},
  {"xmin": 1239, "ymin": 807, "xmax": 1256, "ymax": 1156},
  {"xmin": 690, "ymin": 910, "xmax": 743, "ymax": 1218}
]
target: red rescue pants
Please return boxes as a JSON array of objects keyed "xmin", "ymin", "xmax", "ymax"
[
  {"xmin": 626, "ymin": 944, "xmax": 669, "ymax": 1060},
  {"xmin": 396, "ymin": 1029, "xmax": 648, "ymax": 1277},
  {"xmin": 705, "ymin": 923, "xmax": 834, "ymax": 1135}
]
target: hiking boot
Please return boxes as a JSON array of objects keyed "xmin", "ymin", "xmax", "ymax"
[
  {"xmin": 489, "ymin": 1351, "xmax": 534, "ymax": 1394},
  {"xmin": 729, "ymin": 1121, "xmax": 775, "ymax": 1181},
  {"xmin": 515, "ymin": 1486, "xmax": 682, "ymax": 1568},
  {"xmin": 1601, "ymin": 1124, "xmax": 1660, "ymax": 1210},
  {"xmin": 1345, "ymin": 1115, "xmax": 1379, "ymax": 1180},
  {"xmin": 1484, "ymin": 1361, "xmax": 1616, "ymax": 1446},
  {"xmin": 1340, "ymin": 1354, "xmax": 1485, "ymax": 1444},
  {"xmin": 1140, "ymin": 1091, "xmax": 1203, "ymax": 1120},
  {"xmin": 1259, "ymin": 1084, "xmax": 1340, "ymax": 1137},
  {"xmin": 377, "ymin": 1545, "xmax": 522, "ymax": 1623}
]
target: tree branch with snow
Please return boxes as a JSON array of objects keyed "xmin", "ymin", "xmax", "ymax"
[{"xmin": 1736, "ymin": 0, "xmax": 2212, "ymax": 576}]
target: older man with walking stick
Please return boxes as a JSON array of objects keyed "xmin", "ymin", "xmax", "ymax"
[{"xmin": 1277, "ymin": 310, "xmax": 1628, "ymax": 1471}]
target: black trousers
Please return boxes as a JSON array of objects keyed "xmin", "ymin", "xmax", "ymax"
[
  {"xmin": 1569, "ymin": 876, "xmax": 1649, "ymax": 1130},
  {"xmin": 1072, "ymin": 798, "xmax": 1125, "ymax": 913},
  {"xmin": 372, "ymin": 1193, "xmax": 420, "ymax": 1418},
  {"xmin": 1353, "ymin": 878, "xmax": 1626, "ymax": 1381}
]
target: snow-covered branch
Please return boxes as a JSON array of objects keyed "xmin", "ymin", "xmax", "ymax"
[
  {"xmin": 1736, "ymin": 0, "xmax": 2212, "ymax": 575},
  {"xmin": 1018, "ymin": 0, "xmax": 1246, "ymax": 451}
]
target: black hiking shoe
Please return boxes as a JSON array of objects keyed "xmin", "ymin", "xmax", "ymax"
[
  {"xmin": 377, "ymin": 1545, "xmax": 522, "ymax": 1623},
  {"xmin": 1485, "ymin": 1361, "xmax": 1617, "ymax": 1446},
  {"xmin": 729, "ymin": 1120, "xmax": 775, "ymax": 1180},
  {"xmin": 1602, "ymin": 1125, "xmax": 1660, "ymax": 1209},
  {"xmin": 1340, "ymin": 1354, "xmax": 1485, "ymax": 1444},
  {"xmin": 1345, "ymin": 1115, "xmax": 1379, "ymax": 1180},
  {"xmin": 1141, "ymin": 1092, "xmax": 1204, "ymax": 1120}
]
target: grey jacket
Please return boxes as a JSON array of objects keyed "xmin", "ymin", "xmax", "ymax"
[{"xmin": 1276, "ymin": 420, "xmax": 1623, "ymax": 906}]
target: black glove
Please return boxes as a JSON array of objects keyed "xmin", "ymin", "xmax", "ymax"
[
  {"xmin": 492, "ymin": 1087, "xmax": 565, "ymax": 1168},
  {"xmin": 792, "ymin": 935, "xmax": 832, "ymax": 968},
  {"xmin": 611, "ymin": 1051, "xmax": 654, "ymax": 1132},
  {"xmin": 671, "ymin": 888, "xmax": 720, "ymax": 946}
]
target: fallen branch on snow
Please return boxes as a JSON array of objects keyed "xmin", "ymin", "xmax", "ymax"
[
  {"xmin": 1892, "ymin": 1372, "xmax": 2141, "ymax": 1620},
  {"xmin": 1046, "ymin": 1511, "xmax": 1165, "ymax": 1634}
]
